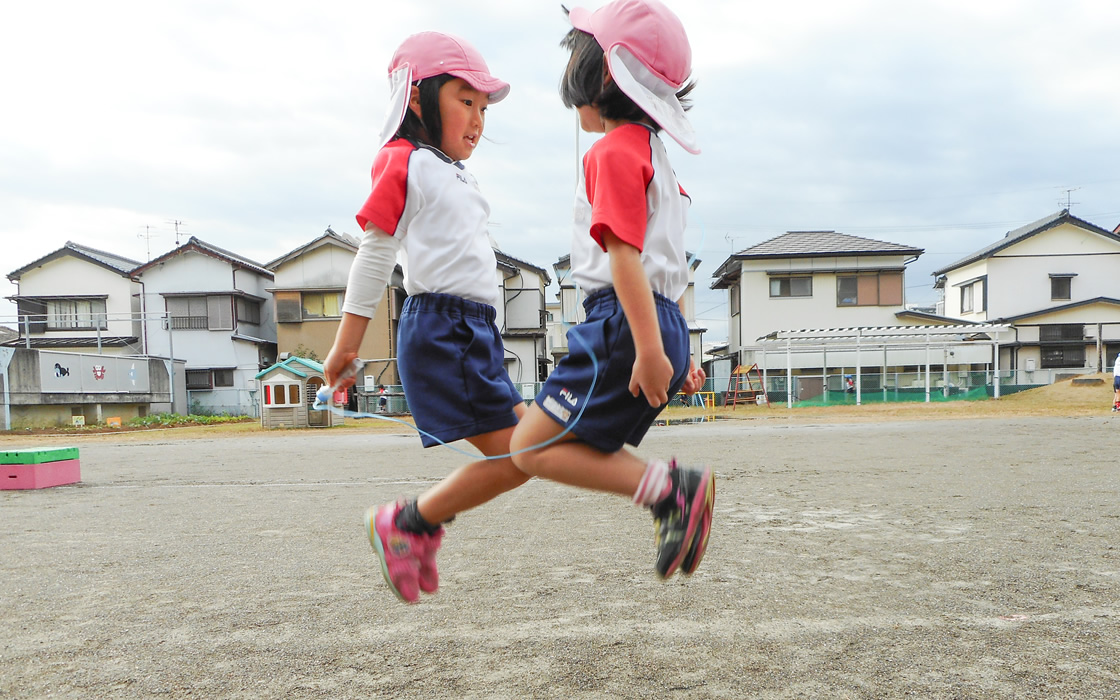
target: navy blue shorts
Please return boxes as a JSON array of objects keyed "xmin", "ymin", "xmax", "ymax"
[
  {"xmin": 535, "ymin": 288, "xmax": 690, "ymax": 453},
  {"xmin": 397, "ymin": 293, "xmax": 521, "ymax": 448},
  {"xmin": 1114, "ymin": 375, "xmax": 1120, "ymax": 391}
]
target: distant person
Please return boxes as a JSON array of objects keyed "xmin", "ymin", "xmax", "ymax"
[
  {"xmin": 377, "ymin": 384, "xmax": 388, "ymax": 414},
  {"xmin": 845, "ymin": 375, "xmax": 855, "ymax": 394},
  {"xmin": 509, "ymin": 0, "xmax": 713, "ymax": 581},
  {"xmin": 324, "ymin": 32, "xmax": 527, "ymax": 604},
  {"xmin": 1113, "ymin": 354, "xmax": 1119, "ymax": 412}
]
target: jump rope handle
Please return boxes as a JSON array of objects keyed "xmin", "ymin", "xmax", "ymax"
[{"xmin": 316, "ymin": 357, "xmax": 364, "ymax": 404}]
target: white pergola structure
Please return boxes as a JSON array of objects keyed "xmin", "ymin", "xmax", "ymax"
[{"xmin": 756, "ymin": 324, "xmax": 1011, "ymax": 407}]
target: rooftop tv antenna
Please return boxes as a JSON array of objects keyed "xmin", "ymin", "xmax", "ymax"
[
  {"xmin": 137, "ymin": 225, "xmax": 159, "ymax": 261},
  {"xmin": 166, "ymin": 219, "xmax": 186, "ymax": 245},
  {"xmin": 1058, "ymin": 187, "xmax": 1080, "ymax": 211}
]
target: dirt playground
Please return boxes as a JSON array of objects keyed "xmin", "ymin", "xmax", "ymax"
[{"xmin": 2, "ymin": 389, "xmax": 1119, "ymax": 697}]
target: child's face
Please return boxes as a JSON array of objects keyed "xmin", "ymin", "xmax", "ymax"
[{"xmin": 437, "ymin": 78, "xmax": 489, "ymax": 161}]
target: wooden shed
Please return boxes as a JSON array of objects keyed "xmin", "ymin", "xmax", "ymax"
[{"xmin": 254, "ymin": 356, "xmax": 343, "ymax": 429}]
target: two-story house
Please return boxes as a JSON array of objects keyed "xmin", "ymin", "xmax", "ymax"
[
  {"xmin": 5, "ymin": 242, "xmax": 144, "ymax": 353},
  {"xmin": 132, "ymin": 237, "xmax": 277, "ymax": 416},
  {"xmin": 265, "ymin": 228, "xmax": 400, "ymax": 389},
  {"xmin": 706, "ymin": 231, "xmax": 1010, "ymax": 402},
  {"xmin": 712, "ymin": 231, "xmax": 926, "ymax": 367},
  {"xmin": 933, "ymin": 209, "xmax": 1120, "ymax": 379}
]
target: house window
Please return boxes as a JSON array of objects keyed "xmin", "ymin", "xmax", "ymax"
[
  {"xmin": 185, "ymin": 369, "xmax": 213, "ymax": 390},
  {"xmin": 46, "ymin": 299, "xmax": 108, "ymax": 330},
  {"xmin": 1039, "ymin": 324, "xmax": 1085, "ymax": 369},
  {"xmin": 770, "ymin": 276, "xmax": 812, "ymax": 298},
  {"xmin": 1041, "ymin": 346, "xmax": 1085, "ymax": 368},
  {"xmin": 185, "ymin": 368, "xmax": 235, "ymax": 389},
  {"xmin": 263, "ymin": 382, "xmax": 302, "ymax": 406},
  {"xmin": 301, "ymin": 292, "xmax": 344, "ymax": 319},
  {"xmin": 1049, "ymin": 275, "xmax": 1073, "ymax": 301},
  {"xmin": 730, "ymin": 284, "xmax": 741, "ymax": 316},
  {"xmin": 837, "ymin": 272, "xmax": 903, "ymax": 307},
  {"xmin": 167, "ymin": 295, "xmax": 233, "ymax": 330},
  {"xmin": 236, "ymin": 297, "xmax": 261, "ymax": 325},
  {"xmin": 1039, "ymin": 324, "xmax": 1084, "ymax": 342},
  {"xmin": 955, "ymin": 277, "xmax": 986, "ymax": 315}
]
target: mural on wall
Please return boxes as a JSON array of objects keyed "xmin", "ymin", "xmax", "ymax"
[{"xmin": 39, "ymin": 352, "xmax": 151, "ymax": 394}]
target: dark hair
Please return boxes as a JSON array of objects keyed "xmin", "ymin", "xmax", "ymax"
[
  {"xmin": 396, "ymin": 73, "xmax": 455, "ymax": 148},
  {"xmin": 559, "ymin": 27, "xmax": 694, "ymax": 126}
]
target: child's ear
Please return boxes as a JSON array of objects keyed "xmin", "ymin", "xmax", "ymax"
[
  {"xmin": 408, "ymin": 85, "xmax": 422, "ymax": 118},
  {"xmin": 602, "ymin": 53, "xmax": 613, "ymax": 88}
]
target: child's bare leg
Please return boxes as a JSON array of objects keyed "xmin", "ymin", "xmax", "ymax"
[
  {"xmin": 509, "ymin": 404, "xmax": 646, "ymax": 496},
  {"xmin": 416, "ymin": 403, "xmax": 528, "ymax": 525}
]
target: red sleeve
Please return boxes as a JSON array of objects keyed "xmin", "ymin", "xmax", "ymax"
[
  {"xmin": 355, "ymin": 139, "xmax": 414, "ymax": 235},
  {"xmin": 583, "ymin": 126, "xmax": 654, "ymax": 252}
]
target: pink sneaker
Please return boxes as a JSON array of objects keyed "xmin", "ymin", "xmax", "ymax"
[
  {"xmin": 365, "ymin": 503, "xmax": 422, "ymax": 603},
  {"xmin": 417, "ymin": 527, "xmax": 444, "ymax": 594}
]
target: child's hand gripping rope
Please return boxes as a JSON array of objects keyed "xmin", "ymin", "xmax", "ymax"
[{"xmin": 315, "ymin": 357, "xmax": 364, "ymax": 405}]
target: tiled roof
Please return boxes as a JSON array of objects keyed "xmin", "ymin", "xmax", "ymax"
[
  {"xmin": 7, "ymin": 241, "xmax": 141, "ymax": 280},
  {"xmin": 132, "ymin": 236, "xmax": 273, "ymax": 278},
  {"xmin": 738, "ymin": 231, "xmax": 923, "ymax": 258},
  {"xmin": 931, "ymin": 210, "xmax": 1120, "ymax": 276}
]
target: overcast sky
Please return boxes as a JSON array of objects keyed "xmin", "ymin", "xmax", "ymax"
[{"xmin": 3, "ymin": 0, "xmax": 1119, "ymax": 342}]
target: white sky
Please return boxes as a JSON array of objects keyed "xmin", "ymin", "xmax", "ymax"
[{"xmin": 3, "ymin": 0, "xmax": 1119, "ymax": 343}]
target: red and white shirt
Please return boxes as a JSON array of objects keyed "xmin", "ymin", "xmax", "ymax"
[
  {"xmin": 571, "ymin": 123, "xmax": 690, "ymax": 300},
  {"xmin": 349, "ymin": 139, "xmax": 500, "ymax": 312}
]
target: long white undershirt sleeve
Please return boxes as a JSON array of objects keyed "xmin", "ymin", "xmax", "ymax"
[{"xmin": 340, "ymin": 226, "xmax": 402, "ymax": 319}]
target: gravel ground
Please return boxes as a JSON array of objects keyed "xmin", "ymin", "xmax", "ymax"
[{"xmin": 2, "ymin": 415, "xmax": 1119, "ymax": 698}]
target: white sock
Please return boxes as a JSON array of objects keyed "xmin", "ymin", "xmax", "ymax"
[{"xmin": 633, "ymin": 459, "xmax": 671, "ymax": 506}]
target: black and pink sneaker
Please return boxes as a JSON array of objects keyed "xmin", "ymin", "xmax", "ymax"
[{"xmin": 651, "ymin": 460, "xmax": 713, "ymax": 579}]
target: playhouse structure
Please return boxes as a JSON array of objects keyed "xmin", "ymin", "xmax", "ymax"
[{"xmin": 255, "ymin": 356, "xmax": 342, "ymax": 429}]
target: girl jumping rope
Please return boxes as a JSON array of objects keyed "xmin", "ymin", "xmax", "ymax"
[
  {"xmin": 323, "ymin": 32, "xmax": 527, "ymax": 603},
  {"xmin": 509, "ymin": 0, "xmax": 714, "ymax": 579}
]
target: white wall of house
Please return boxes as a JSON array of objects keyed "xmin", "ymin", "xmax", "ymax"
[
  {"xmin": 16, "ymin": 256, "xmax": 141, "ymax": 345},
  {"xmin": 273, "ymin": 241, "xmax": 355, "ymax": 290},
  {"xmin": 736, "ymin": 254, "xmax": 915, "ymax": 345},
  {"xmin": 500, "ymin": 263, "xmax": 549, "ymax": 386},
  {"xmin": 943, "ymin": 222, "xmax": 1120, "ymax": 321},
  {"xmin": 939, "ymin": 215, "xmax": 1120, "ymax": 375},
  {"xmin": 136, "ymin": 251, "xmax": 275, "ymax": 415}
]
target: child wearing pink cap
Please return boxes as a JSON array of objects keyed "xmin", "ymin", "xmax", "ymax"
[
  {"xmin": 323, "ymin": 32, "xmax": 528, "ymax": 604},
  {"xmin": 510, "ymin": 0, "xmax": 714, "ymax": 579}
]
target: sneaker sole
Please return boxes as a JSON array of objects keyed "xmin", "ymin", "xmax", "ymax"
[
  {"xmin": 663, "ymin": 467, "xmax": 713, "ymax": 578},
  {"xmin": 365, "ymin": 506, "xmax": 411, "ymax": 604},
  {"xmin": 681, "ymin": 475, "xmax": 714, "ymax": 576}
]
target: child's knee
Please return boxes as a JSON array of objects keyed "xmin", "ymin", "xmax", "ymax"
[{"xmin": 508, "ymin": 434, "xmax": 539, "ymax": 476}]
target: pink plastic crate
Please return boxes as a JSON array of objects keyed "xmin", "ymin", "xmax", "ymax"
[{"xmin": 0, "ymin": 459, "xmax": 81, "ymax": 490}]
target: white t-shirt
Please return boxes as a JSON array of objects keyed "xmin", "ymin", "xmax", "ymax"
[
  {"xmin": 346, "ymin": 139, "xmax": 500, "ymax": 316},
  {"xmin": 1114, "ymin": 354, "xmax": 1120, "ymax": 377},
  {"xmin": 570, "ymin": 123, "xmax": 690, "ymax": 300}
]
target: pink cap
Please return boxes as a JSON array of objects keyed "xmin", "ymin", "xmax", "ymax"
[
  {"xmin": 568, "ymin": 0, "xmax": 699, "ymax": 153},
  {"xmin": 389, "ymin": 32, "xmax": 510, "ymax": 103},
  {"xmin": 375, "ymin": 32, "xmax": 509, "ymax": 152},
  {"xmin": 568, "ymin": 0, "xmax": 690, "ymax": 89}
]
